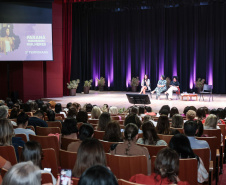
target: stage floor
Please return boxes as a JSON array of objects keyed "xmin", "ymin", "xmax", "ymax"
[{"xmin": 42, "ymin": 91, "xmax": 226, "ymax": 113}]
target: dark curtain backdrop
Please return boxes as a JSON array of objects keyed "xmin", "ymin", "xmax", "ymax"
[{"xmin": 71, "ymin": 1, "xmax": 226, "ymax": 93}]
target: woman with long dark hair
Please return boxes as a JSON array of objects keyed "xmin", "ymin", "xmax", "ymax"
[
  {"xmin": 169, "ymin": 134, "xmax": 208, "ymax": 183},
  {"xmin": 139, "ymin": 74, "xmax": 150, "ymax": 94}
]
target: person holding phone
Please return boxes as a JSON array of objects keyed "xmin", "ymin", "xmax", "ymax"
[{"xmin": 139, "ymin": 74, "xmax": 150, "ymax": 94}]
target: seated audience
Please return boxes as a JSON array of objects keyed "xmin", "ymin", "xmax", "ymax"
[
  {"xmin": 85, "ymin": 103, "xmax": 93, "ymax": 113},
  {"xmin": 145, "ymin": 106, "xmax": 156, "ymax": 117},
  {"xmin": 2, "ymin": 161, "xmax": 41, "ymax": 185},
  {"xmin": 137, "ymin": 121, "xmax": 167, "ymax": 146},
  {"xmin": 61, "ymin": 118, "xmax": 78, "ymax": 139},
  {"xmin": 169, "ymin": 107, "xmax": 179, "ymax": 118},
  {"xmin": 55, "ymin": 103, "xmax": 66, "ymax": 118},
  {"xmin": 110, "ymin": 123, "xmax": 151, "ymax": 174},
  {"xmin": 78, "ymin": 165, "xmax": 118, "ymax": 185},
  {"xmin": 64, "ymin": 102, "xmax": 72, "ymax": 113},
  {"xmin": 9, "ymin": 107, "xmax": 19, "ymax": 119},
  {"xmin": 7, "ymin": 101, "xmax": 14, "ymax": 109},
  {"xmin": 41, "ymin": 104, "xmax": 49, "ymax": 113},
  {"xmin": 103, "ymin": 121, "xmax": 123, "ymax": 142},
  {"xmin": 186, "ymin": 110, "xmax": 196, "ymax": 121},
  {"xmin": 46, "ymin": 109, "xmax": 57, "ymax": 122},
  {"xmin": 0, "ymin": 118, "xmax": 25, "ymax": 161},
  {"xmin": 72, "ymin": 138, "xmax": 106, "ymax": 178},
  {"xmin": 123, "ymin": 113, "xmax": 142, "ymax": 133},
  {"xmin": 0, "ymin": 106, "xmax": 8, "ymax": 119},
  {"xmin": 67, "ymin": 123, "xmax": 94, "ymax": 152},
  {"xmin": 169, "ymin": 134, "xmax": 208, "ymax": 183},
  {"xmin": 196, "ymin": 107, "xmax": 206, "ymax": 121},
  {"xmin": 20, "ymin": 141, "xmax": 56, "ymax": 184},
  {"xmin": 129, "ymin": 148, "xmax": 189, "ymax": 185},
  {"xmin": 182, "ymin": 106, "xmax": 190, "ymax": 117},
  {"xmin": 156, "ymin": 105, "xmax": 170, "ymax": 117},
  {"xmin": 97, "ymin": 112, "xmax": 111, "ymax": 131},
  {"xmin": 109, "ymin": 106, "xmax": 118, "ymax": 115},
  {"xmin": 67, "ymin": 106, "xmax": 77, "ymax": 119},
  {"xmin": 14, "ymin": 112, "xmax": 36, "ymax": 141},
  {"xmin": 184, "ymin": 121, "xmax": 211, "ymax": 159},
  {"xmin": 76, "ymin": 110, "xmax": 88, "ymax": 123},
  {"xmin": 28, "ymin": 110, "xmax": 48, "ymax": 129},
  {"xmin": 143, "ymin": 115, "xmax": 157, "ymax": 126},
  {"xmin": 156, "ymin": 115, "xmax": 172, "ymax": 135},
  {"xmin": 91, "ymin": 106, "xmax": 102, "ymax": 119},
  {"xmin": 217, "ymin": 108, "xmax": 226, "ymax": 124},
  {"xmin": 23, "ymin": 102, "xmax": 32, "ymax": 113},
  {"xmin": 102, "ymin": 104, "xmax": 109, "ymax": 112},
  {"xmin": 138, "ymin": 106, "xmax": 146, "ymax": 118},
  {"xmin": 195, "ymin": 120, "xmax": 207, "ymax": 137},
  {"xmin": 171, "ymin": 114, "xmax": 184, "ymax": 128}
]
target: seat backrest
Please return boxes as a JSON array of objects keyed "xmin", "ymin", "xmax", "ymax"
[
  {"xmin": 41, "ymin": 173, "xmax": 53, "ymax": 184},
  {"xmin": 137, "ymin": 144, "xmax": 167, "ymax": 158},
  {"xmin": 15, "ymin": 134, "xmax": 28, "ymax": 143},
  {"xmin": 118, "ymin": 179, "xmax": 144, "ymax": 185},
  {"xmin": 203, "ymin": 84, "xmax": 212, "ymax": 92},
  {"xmin": 36, "ymin": 126, "xmax": 61, "ymax": 136},
  {"xmin": 59, "ymin": 149, "xmax": 77, "ymax": 170},
  {"xmin": 0, "ymin": 146, "xmax": 17, "ymax": 165},
  {"xmin": 106, "ymin": 154, "xmax": 147, "ymax": 181},
  {"xmin": 151, "ymin": 156, "xmax": 197, "ymax": 185},
  {"xmin": 111, "ymin": 116, "xmax": 120, "ymax": 120},
  {"xmin": 202, "ymin": 129, "xmax": 221, "ymax": 149},
  {"xmin": 170, "ymin": 127, "xmax": 183, "ymax": 134},
  {"xmin": 42, "ymin": 148, "xmax": 58, "ymax": 178},
  {"xmin": 0, "ymin": 168, "xmax": 8, "ymax": 179},
  {"xmin": 193, "ymin": 148, "xmax": 210, "ymax": 173},
  {"xmin": 61, "ymin": 137, "xmax": 79, "ymax": 150},
  {"xmin": 29, "ymin": 135, "xmax": 60, "ymax": 166},
  {"xmin": 93, "ymin": 130, "xmax": 105, "ymax": 140},
  {"xmin": 46, "ymin": 121, "xmax": 62, "ymax": 130},
  {"xmin": 55, "ymin": 113, "xmax": 65, "ymax": 120},
  {"xmin": 197, "ymin": 137, "xmax": 217, "ymax": 174},
  {"xmin": 88, "ymin": 119, "xmax": 99, "ymax": 124},
  {"xmin": 72, "ymin": 177, "xmax": 79, "ymax": 185},
  {"xmin": 161, "ymin": 135, "xmax": 173, "ymax": 144},
  {"xmin": 26, "ymin": 125, "xmax": 35, "ymax": 132},
  {"xmin": 99, "ymin": 140, "xmax": 123, "ymax": 153}
]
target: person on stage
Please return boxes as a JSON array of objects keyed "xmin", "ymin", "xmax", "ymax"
[
  {"xmin": 165, "ymin": 76, "xmax": 180, "ymax": 100},
  {"xmin": 139, "ymin": 74, "xmax": 150, "ymax": 94},
  {"xmin": 151, "ymin": 75, "xmax": 167, "ymax": 100}
]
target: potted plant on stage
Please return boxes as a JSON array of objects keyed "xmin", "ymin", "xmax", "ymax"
[
  {"xmin": 84, "ymin": 79, "xmax": 93, "ymax": 94},
  {"xmin": 96, "ymin": 77, "xmax": 105, "ymax": 91},
  {"xmin": 130, "ymin": 77, "xmax": 140, "ymax": 92},
  {"xmin": 195, "ymin": 78, "xmax": 205, "ymax": 93},
  {"xmin": 67, "ymin": 79, "xmax": 80, "ymax": 96}
]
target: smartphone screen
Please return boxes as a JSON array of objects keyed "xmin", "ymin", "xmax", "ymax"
[{"xmin": 60, "ymin": 169, "xmax": 72, "ymax": 185}]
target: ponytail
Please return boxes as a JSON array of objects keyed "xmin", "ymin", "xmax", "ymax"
[{"xmin": 124, "ymin": 123, "xmax": 138, "ymax": 155}]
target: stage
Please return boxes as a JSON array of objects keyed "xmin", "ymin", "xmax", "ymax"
[{"xmin": 42, "ymin": 91, "xmax": 226, "ymax": 113}]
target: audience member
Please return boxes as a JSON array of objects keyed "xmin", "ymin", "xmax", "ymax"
[
  {"xmin": 129, "ymin": 148, "xmax": 189, "ymax": 185},
  {"xmin": 110, "ymin": 123, "xmax": 151, "ymax": 174},
  {"xmin": 123, "ymin": 113, "xmax": 142, "ymax": 132},
  {"xmin": 77, "ymin": 110, "xmax": 88, "ymax": 123},
  {"xmin": 103, "ymin": 121, "xmax": 122, "ymax": 142},
  {"xmin": 9, "ymin": 107, "xmax": 19, "ymax": 119},
  {"xmin": 72, "ymin": 138, "xmax": 106, "ymax": 178},
  {"xmin": 14, "ymin": 112, "xmax": 36, "ymax": 141},
  {"xmin": 67, "ymin": 123, "xmax": 94, "ymax": 152},
  {"xmin": 170, "ymin": 107, "xmax": 179, "ymax": 118},
  {"xmin": 41, "ymin": 104, "xmax": 48, "ymax": 113},
  {"xmin": 91, "ymin": 106, "xmax": 102, "ymax": 119},
  {"xmin": 55, "ymin": 103, "xmax": 66, "ymax": 118},
  {"xmin": 64, "ymin": 102, "xmax": 72, "ymax": 113},
  {"xmin": 67, "ymin": 106, "xmax": 77, "ymax": 119},
  {"xmin": 2, "ymin": 161, "xmax": 41, "ymax": 185},
  {"xmin": 85, "ymin": 103, "xmax": 93, "ymax": 113},
  {"xmin": 156, "ymin": 115, "xmax": 172, "ymax": 135},
  {"xmin": 23, "ymin": 102, "xmax": 32, "ymax": 113},
  {"xmin": 78, "ymin": 165, "xmax": 118, "ymax": 185},
  {"xmin": 0, "ymin": 106, "xmax": 8, "ymax": 119},
  {"xmin": 217, "ymin": 108, "xmax": 226, "ymax": 124},
  {"xmin": 20, "ymin": 141, "xmax": 56, "ymax": 184},
  {"xmin": 62, "ymin": 118, "xmax": 78, "ymax": 139},
  {"xmin": 145, "ymin": 106, "xmax": 156, "ymax": 116},
  {"xmin": 0, "ymin": 118, "xmax": 25, "ymax": 161},
  {"xmin": 28, "ymin": 110, "xmax": 47, "ymax": 129},
  {"xmin": 97, "ymin": 112, "xmax": 111, "ymax": 131},
  {"xmin": 46, "ymin": 109, "xmax": 56, "ymax": 121},
  {"xmin": 186, "ymin": 110, "xmax": 196, "ymax": 121},
  {"xmin": 171, "ymin": 114, "xmax": 184, "ymax": 128},
  {"xmin": 109, "ymin": 106, "xmax": 118, "ymax": 115},
  {"xmin": 196, "ymin": 107, "xmax": 206, "ymax": 121},
  {"xmin": 184, "ymin": 121, "xmax": 211, "ymax": 159},
  {"xmin": 137, "ymin": 121, "xmax": 167, "ymax": 146},
  {"xmin": 169, "ymin": 134, "xmax": 208, "ymax": 183}
]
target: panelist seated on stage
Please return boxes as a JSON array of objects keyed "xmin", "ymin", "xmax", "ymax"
[
  {"xmin": 165, "ymin": 76, "xmax": 180, "ymax": 100},
  {"xmin": 139, "ymin": 74, "xmax": 150, "ymax": 94},
  {"xmin": 151, "ymin": 75, "xmax": 167, "ymax": 100}
]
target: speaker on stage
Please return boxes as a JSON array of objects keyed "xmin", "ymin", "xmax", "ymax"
[{"xmin": 126, "ymin": 94, "xmax": 151, "ymax": 105}]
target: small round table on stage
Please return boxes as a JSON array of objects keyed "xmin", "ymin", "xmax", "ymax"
[{"xmin": 181, "ymin": 93, "xmax": 198, "ymax": 101}]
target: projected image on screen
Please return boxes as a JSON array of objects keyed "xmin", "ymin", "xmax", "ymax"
[{"xmin": 0, "ymin": 23, "xmax": 53, "ymax": 61}]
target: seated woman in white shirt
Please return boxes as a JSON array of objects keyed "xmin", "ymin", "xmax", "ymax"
[
  {"xmin": 165, "ymin": 76, "xmax": 180, "ymax": 100},
  {"xmin": 139, "ymin": 74, "xmax": 150, "ymax": 94}
]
